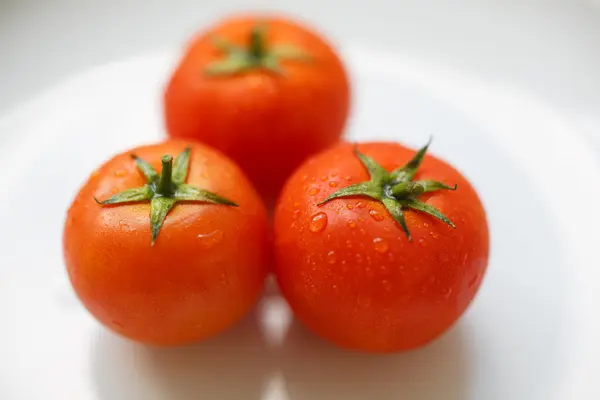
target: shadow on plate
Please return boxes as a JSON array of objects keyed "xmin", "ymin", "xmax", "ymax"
[
  {"xmin": 278, "ymin": 319, "xmax": 471, "ymax": 400},
  {"xmin": 91, "ymin": 307, "xmax": 272, "ymax": 400}
]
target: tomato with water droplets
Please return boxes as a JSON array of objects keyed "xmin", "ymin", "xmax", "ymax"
[
  {"xmin": 63, "ymin": 140, "xmax": 269, "ymax": 346},
  {"xmin": 274, "ymin": 141, "xmax": 489, "ymax": 353}
]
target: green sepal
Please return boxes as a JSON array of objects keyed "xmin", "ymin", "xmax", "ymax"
[
  {"xmin": 94, "ymin": 186, "xmax": 152, "ymax": 205},
  {"xmin": 401, "ymin": 198, "xmax": 456, "ymax": 228},
  {"xmin": 390, "ymin": 138, "xmax": 431, "ymax": 182},
  {"xmin": 172, "ymin": 147, "xmax": 191, "ymax": 184},
  {"xmin": 382, "ymin": 197, "xmax": 411, "ymax": 240},
  {"xmin": 150, "ymin": 197, "xmax": 177, "ymax": 245},
  {"xmin": 131, "ymin": 154, "xmax": 159, "ymax": 182},
  {"xmin": 175, "ymin": 184, "xmax": 238, "ymax": 206}
]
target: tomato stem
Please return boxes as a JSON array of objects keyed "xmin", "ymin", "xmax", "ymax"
[
  {"xmin": 157, "ymin": 155, "xmax": 175, "ymax": 196},
  {"xmin": 249, "ymin": 24, "xmax": 267, "ymax": 60}
]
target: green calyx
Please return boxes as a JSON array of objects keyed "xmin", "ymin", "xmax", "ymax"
[
  {"xmin": 94, "ymin": 147, "xmax": 237, "ymax": 245},
  {"xmin": 318, "ymin": 139, "xmax": 457, "ymax": 240},
  {"xmin": 205, "ymin": 23, "xmax": 311, "ymax": 76}
]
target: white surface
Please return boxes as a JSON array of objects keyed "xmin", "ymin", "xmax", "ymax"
[
  {"xmin": 1, "ymin": 1, "xmax": 600, "ymax": 399},
  {"xmin": 0, "ymin": 45, "xmax": 599, "ymax": 399}
]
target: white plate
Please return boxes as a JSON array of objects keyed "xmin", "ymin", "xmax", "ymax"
[{"xmin": 0, "ymin": 47, "xmax": 599, "ymax": 399}]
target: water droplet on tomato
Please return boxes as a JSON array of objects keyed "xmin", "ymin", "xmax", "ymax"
[
  {"xmin": 196, "ymin": 230, "xmax": 224, "ymax": 249},
  {"xmin": 345, "ymin": 240, "xmax": 353, "ymax": 249},
  {"xmin": 383, "ymin": 226, "xmax": 391, "ymax": 232},
  {"xmin": 357, "ymin": 296, "xmax": 372, "ymax": 307},
  {"xmin": 356, "ymin": 202, "xmax": 366, "ymax": 209},
  {"xmin": 301, "ymin": 175, "xmax": 308, "ymax": 182},
  {"xmin": 468, "ymin": 274, "xmax": 479, "ymax": 288},
  {"xmin": 326, "ymin": 250, "xmax": 337, "ymax": 264},
  {"xmin": 310, "ymin": 177, "xmax": 317, "ymax": 182},
  {"xmin": 307, "ymin": 187, "xmax": 320, "ymax": 196},
  {"xmin": 331, "ymin": 171, "xmax": 339, "ymax": 177},
  {"xmin": 346, "ymin": 204, "xmax": 354, "ymax": 210},
  {"xmin": 382, "ymin": 279, "xmax": 392, "ymax": 292},
  {"xmin": 292, "ymin": 209, "xmax": 301, "ymax": 220},
  {"xmin": 220, "ymin": 271, "xmax": 228, "ymax": 285},
  {"xmin": 373, "ymin": 237, "xmax": 389, "ymax": 253},
  {"xmin": 347, "ymin": 220, "xmax": 357, "ymax": 228},
  {"xmin": 114, "ymin": 170, "xmax": 127, "ymax": 177},
  {"xmin": 358, "ymin": 217, "xmax": 365, "ymax": 222},
  {"xmin": 329, "ymin": 181, "xmax": 338, "ymax": 187},
  {"xmin": 369, "ymin": 209, "xmax": 384, "ymax": 221},
  {"xmin": 443, "ymin": 287, "xmax": 453, "ymax": 299},
  {"xmin": 309, "ymin": 212, "xmax": 328, "ymax": 233},
  {"xmin": 320, "ymin": 175, "xmax": 328, "ymax": 181},
  {"xmin": 423, "ymin": 222, "xmax": 430, "ymax": 228}
]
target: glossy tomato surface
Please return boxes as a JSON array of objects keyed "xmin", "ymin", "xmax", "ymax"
[
  {"xmin": 63, "ymin": 140, "xmax": 269, "ymax": 345},
  {"xmin": 274, "ymin": 142, "xmax": 489, "ymax": 353},
  {"xmin": 164, "ymin": 14, "xmax": 350, "ymax": 202}
]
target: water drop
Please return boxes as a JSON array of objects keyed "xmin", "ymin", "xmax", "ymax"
[
  {"xmin": 346, "ymin": 240, "xmax": 353, "ymax": 249},
  {"xmin": 329, "ymin": 181, "xmax": 338, "ymax": 188},
  {"xmin": 301, "ymin": 175, "xmax": 308, "ymax": 182},
  {"xmin": 373, "ymin": 237, "xmax": 389, "ymax": 253},
  {"xmin": 357, "ymin": 296, "xmax": 372, "ymax": 307},
  {"xmin": 292, "ymin": 209, "xmax": 301, "ymax": 220},
  {"xmin": 468, "ymin": 274, "xmax": 479, "ymax": 288},
  {"xmin": 220, "ymin": 271, "xmax": 228, "ymax": 285},
  {"xmin": 359, "ymin": 228, "xmax": 367, "ymax": 235},
  {"xmin": 356, "ymin": 202, "xmax": 366, "ymax": 209},
  {"xmin": 383, "ymin": 226, "xmax": 391, "ymax": 232},
  {"xmin": 327, "ymin": 250, "xmax": 337, "ymax": 264},
  {"xmin": 309, "ymin": 212, "xmax": 328, "ymax": 233},
  {"xmin": 380, "ymin": 265, "xmax": 389, "ymax": 274},
  {"xmin": 346, "ymin": 204, "xmax": 354, "ymax": 210},
  {"xmin": 331, "ymin": 171, "xmax": 339, "ymax": 177},
  {"xmin": 358, "ymin": 217, "xmax": 365, "ymax": 222},
  {"xmin": 347, "ymin": 220, "xmax": 357, "ymax": 229},
  {"xmin": 308, "ymin": 187, "xmax": 320, "ymax": 196},
  {"xmin": 369, "ymin": 209, "xmax": 384, "ymax": 221},
  {"xmin": 197, "ymin": 230, "xmax": 224, "ymax": 249},
  {"xmin": 310, "ymin": 176, "xmax": 317, "ymax": 182},
  {"xmin": 382, "ymin": 279, "xmax": 392, "ymax": 292},
  {"xmin": 320, "ymin": 175, "xmax": 328, "ymax": 181},
  {"xmin": 345, "ymin": 176, "xmax": 352, "ymax": 181},
  {"xmin": 430, "ymin": 231, "xmax": 440, "ymax": 239},
  {"xmin": 443, "ymin": 288, "xmax": 453, "ymax": 299},
  {"xmin": 423, "ymin": 222, "xmax": 430, "ymax": 228},
  {"xmin": 114, "ymin": 170, "xmax": 127, "ymax": 177}
]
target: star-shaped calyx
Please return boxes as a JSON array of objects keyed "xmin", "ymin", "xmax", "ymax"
[
  {"xmin": 205, "ymin": 23, "xmax": 311, "ymax": 76},
  {"xmin": 95, "ymin": 147, "xmax": 237, "ymax": 245},
  {"xmin": 318, "ymin": 140, "xmax": 457, "ymax": 240}
]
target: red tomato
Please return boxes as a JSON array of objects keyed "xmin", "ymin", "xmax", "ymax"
[
  {"xmin": 164, "ymin": 14, "xmax": 351, "ymax": 202},
  {"xmin": 63, "ymin": 140, "xmax": 269, "ymax": 345},
  {"xmin": 274, "ymin": 141, "xmax": 489, "ymax": 353}
]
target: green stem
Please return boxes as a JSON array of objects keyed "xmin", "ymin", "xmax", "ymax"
[
  {"xmin": 157, "ymin": 155, "xmax": 174, "ymax": 196},
  {"xmin": 249, "ymin": 25, "xmax": 266, "ymax": 60},
  {"xmin": 390, "ymin": 181, "xmax": 424, "ymax": 198}
]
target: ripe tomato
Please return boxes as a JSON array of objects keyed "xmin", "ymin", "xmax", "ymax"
[
  {"xmin": 274, "ymin": 141, "xmax": 489, "ymax": 353},
  {"xmin": 63, "ymin": 140, "xmax": 269, "ymax": 346},
  {"xmin": 164, "ymin": 14, "xmax": 351, "ymax": 202}
]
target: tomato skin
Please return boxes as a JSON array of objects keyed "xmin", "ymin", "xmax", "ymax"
[
  {"xmin": 63, "ymin": 140, "xmax": 269, "ymax": 345},
  {"xmin": 274, "ymin": 142, "xmax": 489, "ymax": 353},
  {"xmin": 164, "ymin": 14, "xmax": 350, "ymax": 202}
]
